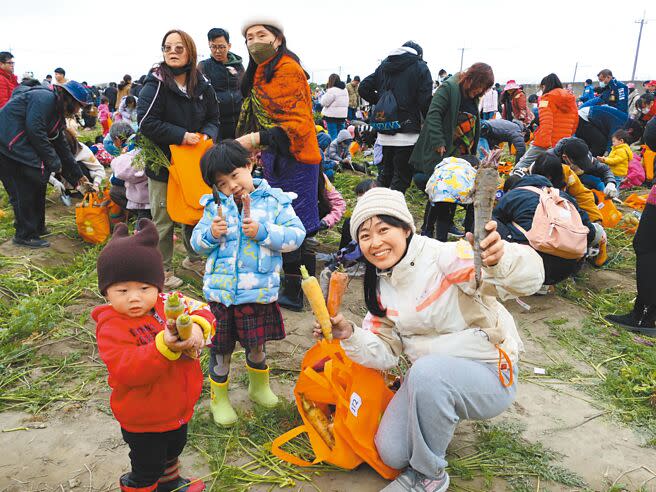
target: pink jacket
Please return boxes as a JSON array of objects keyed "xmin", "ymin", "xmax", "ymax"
[
  {"xmin": 111, "ymin": 150, "xmax": 149, "ymax": 209},
  {"xmin": 98, "ymin": 103, "xmax": 110, "ymax": 123},
  {"xmin": 321, "ymin": 175, "xmax": 346, "ymax": 228}
]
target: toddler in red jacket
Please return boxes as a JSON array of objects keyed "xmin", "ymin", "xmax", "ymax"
[{"xmin": 92, "ymin": 219, "xmax": 213, "ymax": 492}]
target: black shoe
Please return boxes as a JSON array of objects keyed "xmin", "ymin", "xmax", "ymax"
[
  {"xmin": 278, "ymin": 276, "xmax": 304, "ymax": 312},
  {"xmin": 449, "ymin": 225, "xmax": 465, "ymax": 237},
  {"xmin": 12, "ymin": 237, "xmax": 50, "ymax": 248},
  {"xmin": 606, "ymin": 304, "xmax": 656, "ymax": 337}
]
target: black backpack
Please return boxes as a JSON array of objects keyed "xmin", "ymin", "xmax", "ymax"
[{"xmin": 369, "ymin": 72, "xmax": 401, "ymax": 135}]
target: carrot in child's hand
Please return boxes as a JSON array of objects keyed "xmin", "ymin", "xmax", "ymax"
[
  {"xmin": 164, "ymin": 293, "xmax": 185, "ymax": 332},
  {"xmin": 326, "ymin": 270, "xmax": 349, "ymax": 318},
  {"xmin": 242, "ymin": 193, "xmax": 251, "ymax": 219},
  {"xmin": 300, "ymin": 265, "xmax": 333, "ymax": 342},
  {"xmin": 175, "ymin": 313, "xmax": 193, "ymax": 340},
  {"xmin": 300, "ymin": 394, "xmax": 335, "ymax": 449}
]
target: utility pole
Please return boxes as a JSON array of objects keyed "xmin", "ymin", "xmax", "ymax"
[
  {"xmin": 572, "ymin": 62, "xmax": 578, "ymax": 84},
  {"xmin": 458, "ymin": 48, "xmax": 469, "ymax": 72},
  {"xmin": 632, "ymin": 11, "xmax": 653, "ymax": 82}
]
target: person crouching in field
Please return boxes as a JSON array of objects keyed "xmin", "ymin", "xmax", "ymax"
[{"xmin": 93, "ymin": 219, "xmax": 213, "ymax": 492}]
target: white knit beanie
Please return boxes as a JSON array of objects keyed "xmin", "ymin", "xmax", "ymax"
[
  {"xmin": 241, "ymin": 18, "xmax": 285, "ymax": 37},
  {"xmin": 350, "ymin": 188, "xmax": 416, "ymax": 240}
]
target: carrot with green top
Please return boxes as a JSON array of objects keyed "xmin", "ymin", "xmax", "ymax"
[
  {"xmin": 326, "ymin": 270, "xmax": 349, "ymax": 318},
  {"xmin": 300, "ymin": 265, "xmax": 333, "ymax": 342},
  {"xmin": 175, "ymin": 313, "xmax": 194, "ymax": 341}
]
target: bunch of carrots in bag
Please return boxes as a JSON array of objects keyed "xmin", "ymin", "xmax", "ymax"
[{"xmin": 298, "ymin": 266, "xmax": 350, "ymax": 448}]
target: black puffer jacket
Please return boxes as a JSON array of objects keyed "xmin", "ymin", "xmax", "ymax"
[
  {"xmin": 198, "ymin": 52, "xmax": 244, "ymax": 124},
  {"xmin": 358, "ymin": 49, "xmax": 432, "ymax": 134},
  {"xmin": 481, "ymin": 119, "xmax": 526, "ymax": 160},
  {"xmin": 137, "ymin": 68, "xmax": 220, "ymax": 182},
  {"xmin": 0, "ymin": 85, "xmax": 82, "ymax": 184}
]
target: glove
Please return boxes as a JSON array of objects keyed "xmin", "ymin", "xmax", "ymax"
[
  {"xmin": 319, "ymin": 220, "xmax": 329, "ymax": 231},
  {"xmin": 511, "ymin": 166, "xmax": 527, "ymax": 178},
  {"xmin": 49, "ymin": 175, "xmax": 66, "ymax": 195},
  {"xmin": 604, "ymin": 182, "xmax": 618, "ymax": 199}
]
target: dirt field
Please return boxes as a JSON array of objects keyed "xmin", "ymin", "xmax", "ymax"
[{"xmin": 1, "ymin": 182, "xmax": 655, "ymax": 492}]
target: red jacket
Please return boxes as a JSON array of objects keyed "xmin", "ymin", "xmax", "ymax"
[
  {"xmin": 92, "ymin": 294, "xmax": 214, "ymax": 433},
  {"xmin": 533, "ymin": 88, "xmax": 578, "ymax": 149},
  {"xmin": 0, "ymin": 70, "xmax": 18, "ymax": 109}
]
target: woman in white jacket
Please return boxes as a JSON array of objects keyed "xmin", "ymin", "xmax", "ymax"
[
  {"xmin": 314, "ymin": 187, "xmax": 544, "ymax": 492},
  {"xmin": 320, "ymin": 73, "xmax": 349, "ymax": 139}
]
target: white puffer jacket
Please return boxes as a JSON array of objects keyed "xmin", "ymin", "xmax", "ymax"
[
  {"xmin": 341, "ymin": 235, "xmax": 544, "ymax": 370},
  {"xmin": 321, "ymin": 86, "xmax": 349, "ymax": 119}
]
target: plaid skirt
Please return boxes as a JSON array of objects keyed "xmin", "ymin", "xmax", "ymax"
[{"xmin": 209, "ymin": 302, "xmax": 286, "ymax": 354}]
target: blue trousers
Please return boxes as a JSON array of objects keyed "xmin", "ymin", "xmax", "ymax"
[{"xmin": 326, "ymin": 121, "xmax": 345, "ymax": 140}]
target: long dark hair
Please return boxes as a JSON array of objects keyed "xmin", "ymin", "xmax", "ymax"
[
  {"xmin": 158, "ymin": 29, "xmax": 201, "ymax": 98},
  {"xmin": 52, "ymin": 85, "xmax": 81, "ymax": 119},
  {"xmin": 540, "ymin": 73, "xmax": 563, "ymax": 95},
  {"xmin": 361, "ymin": 215, "xmax": 414, "ymax": 317},
  {"xmin": 240, "ymin": 25, "xmax": 304, "ymax": 97}
]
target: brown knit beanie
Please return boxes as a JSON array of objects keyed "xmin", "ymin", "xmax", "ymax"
[{"xmin": 97, "ymin": 219, "xmax": 165, "ymax": 295}]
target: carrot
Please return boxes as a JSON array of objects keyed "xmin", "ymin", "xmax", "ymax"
[
  {"xmin": 300, "ymin": 394, "xmax": 335, "ymax": 449},
  {"xmin": 175, "ymin": 313, "xmax": 194, "ymax": 340},
  {"xmin": 300, "ymin": 265, "xmax": 333, "ymax": 342},
  {"xmin": 164, "ymin": 293, "xmax": 185, "ymax": 324},
  {"xmin": 326, "ymin": 270, "xmax": 349, "ymax": 318},
  {"xmin": 242, "ymin": 193, "xmax": 251, "ymax": 219}
]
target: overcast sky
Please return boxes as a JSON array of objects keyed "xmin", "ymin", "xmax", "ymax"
[{"xmin": 2, "ymin": 0, "xmax": 655, "ymax": 86}]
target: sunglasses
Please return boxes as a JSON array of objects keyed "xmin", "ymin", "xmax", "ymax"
[{"xmin": 161, "ymin": 45, "xmax": 185, "ymax": 54}]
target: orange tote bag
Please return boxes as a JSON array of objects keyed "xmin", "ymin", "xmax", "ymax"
[
  {"xmin": 271, "ymin": 340, "xmax": 400, "ymax": 479},
  {"xmin": 75, "ymin": 192, "xmax": 110, "ymax": 244},
  {"xmin": 166, "ymin": 137, "xmax": 213, "ymax": 225}
]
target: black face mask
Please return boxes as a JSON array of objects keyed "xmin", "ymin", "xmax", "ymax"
[{"xmin": 167, "ymin": 63, "xmax": 192, "ymax": 76}]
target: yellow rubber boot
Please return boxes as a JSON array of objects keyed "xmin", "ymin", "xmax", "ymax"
[
  {"xmin": 247, "ymin": 366, "xmax": 279, "ymax": 408},
  {"xmin": 209, "ymin": 378, "xmax": 237, "ymax": 427}
]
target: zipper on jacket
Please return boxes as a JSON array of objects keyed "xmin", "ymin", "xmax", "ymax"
[{"xmin": 7, "ymin": 130, "xmax": 25, "ymax": 150}]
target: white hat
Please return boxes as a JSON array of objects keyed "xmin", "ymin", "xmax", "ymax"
[
  {"xmin": 241, "ymin": 18, "xmax": 284, "ymax": 37},
  {"xmin": 350, "ymin": 188, "xmax": 416, "ymax": 240}
]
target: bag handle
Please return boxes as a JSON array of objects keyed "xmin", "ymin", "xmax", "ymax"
[
  {"xmin": 324, "ymin": 360, "xmax": 350, "ymax": 408},
  {"xmin": 271, "ymin": 425, "xmax": 322, "ymax": 467},
  {"xmin": 302, "ymin": 366, "xmax": 333, "ymax": 392}
]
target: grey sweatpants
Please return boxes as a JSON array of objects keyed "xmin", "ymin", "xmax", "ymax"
[
  {"xmin": 374, "ymin": 355, "xmax": 517, "ymax": 478},
  {"xmin": 514, "ymin": 144, "xmax": 548, "ymax": 170}
]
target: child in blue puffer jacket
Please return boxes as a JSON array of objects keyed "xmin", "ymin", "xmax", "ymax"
[{"xmin": 191, "ymin": 140, "xmax": 306, "ymax": 427}]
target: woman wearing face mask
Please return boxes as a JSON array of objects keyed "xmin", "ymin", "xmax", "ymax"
[
  {"xmin": 0, "ymin": 80, "xmax": 90, "ymax": 248},
  {"xmin": 410, "ymin": 62, "xmax": 494, "ymax": 243},
  {"xmin": 235, "ymin": 19, "xmax": 322, "ymax": 312},
  {"xmin": 313, "ymin": 187, "xmax": 544, "ymax": 492},
  {"xmin": 514, "ymin": 73, "xmax": 578, "ymax": 171},
  {"xmin": 636, "ymin": 93, "xmax": 656, "ymax": 124},
  {"xmin": 137, "ymin": 29, "xmax": 220, "ymax": 289}
]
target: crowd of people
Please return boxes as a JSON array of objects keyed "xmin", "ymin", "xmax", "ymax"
[{"xmin": 1, "ymin": 21, "xmax": 656, "ymax": 492}]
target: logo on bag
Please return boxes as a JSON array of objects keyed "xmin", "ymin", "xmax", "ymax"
[{"xmin": 350, "ymin": 392, "xmax": 362, "ymax": 417}]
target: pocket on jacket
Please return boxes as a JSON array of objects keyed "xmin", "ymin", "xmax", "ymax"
[{"xmin": 257, "ymin": 246, "xmax": 273, "ymax": 273}]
